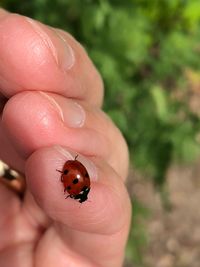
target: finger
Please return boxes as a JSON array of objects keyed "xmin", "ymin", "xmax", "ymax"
[
  {"xmin": 2, "ymin": 91, "xmax": 105, "ymax": 157},
  {"xmin": 25, "ymin": 146, "xmax": 131, "ymax": 235},
  {"xmin": 2, "ymin": 91, "xmax": 128, "ymax": 178},
  {"xmin": 0, "ymin": 9, "xmax": 103, "ymax": 106},
  {"xmin": 0, "ymin": 181, "xmax": 21, "ymax": 250},
  {"xmin": 26, "ymin": 146, "xmax": 131, "ymax": 267},
  {"xmin": 0, "ymin": 124, "xmax": 25, "ymax": 172},
  {"xmin": 0, "ymin": 243, "xmax": 33, "ymax": 267}
]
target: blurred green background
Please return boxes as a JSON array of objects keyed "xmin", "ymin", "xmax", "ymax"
[{"xmin": 1, "ymin": 1, "xmax": 200, "ymax": 266}]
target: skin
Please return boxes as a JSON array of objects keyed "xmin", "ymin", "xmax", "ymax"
[{"xmin": 0, "ymin": 8, "xmax": 131, "ymax": 267}]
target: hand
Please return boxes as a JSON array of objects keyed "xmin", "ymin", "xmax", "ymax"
[{"xmin": 0, "ymin": 8, "xmax": 131, "ymax": 267}]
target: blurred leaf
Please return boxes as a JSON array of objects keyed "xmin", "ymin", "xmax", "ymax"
[
  {"xmin": 151, "ymin": 85, "xmax": 169, "ymax": 122},
  {"xmin": 126, "ymin": 200, "xmax": 150, "ymax": 265},
  {"xmin": 183, "ymin": 0, "xmax": 200, "ymax": 31}
]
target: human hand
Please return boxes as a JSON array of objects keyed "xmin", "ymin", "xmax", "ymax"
[{"xmin": 0, "ymin": 8, "xmax": 131, "ymax": 267}]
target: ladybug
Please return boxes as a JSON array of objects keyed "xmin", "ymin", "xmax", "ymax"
[{"xmin": 57, "ymin": 155, "xmax": 90, "ymax": 203}]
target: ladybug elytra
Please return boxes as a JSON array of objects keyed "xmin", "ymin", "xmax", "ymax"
[{"xmin": 57, "ymin": 155, "xmax": 90, "ymax": 203}]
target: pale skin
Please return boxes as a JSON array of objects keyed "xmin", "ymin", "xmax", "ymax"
[{"xmin": 0, "ymin": 8, "xmax": 131, "ymax": 267}]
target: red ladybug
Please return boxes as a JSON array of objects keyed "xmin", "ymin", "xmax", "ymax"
[{"xmin": 57, "ymin": 155, "xmax": 90, "ymax": 203}]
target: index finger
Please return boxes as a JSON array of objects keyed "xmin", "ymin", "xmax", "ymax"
[{"xmin": 0, "ymin": 9, "xmax": 103, "ymax": 107}]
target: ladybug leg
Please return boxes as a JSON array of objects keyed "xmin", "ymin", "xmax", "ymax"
[
  {"xmin": 64, "ymin": 186, "xmax": 68, "ymax": 192},
  {"xmin": 56, "ymin": 169, "xmax": 64, "ymax": 181}
]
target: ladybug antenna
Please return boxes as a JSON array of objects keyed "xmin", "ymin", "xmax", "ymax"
[
  {"xmin": 75, "ymin": 155, "xmax": 78, "ymax": 160},
  {"xmin": 56, "ymin": 169, "xmax": 63, "ymax": 173}
]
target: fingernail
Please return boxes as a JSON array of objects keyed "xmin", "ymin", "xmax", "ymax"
[
  {"xmin": 62, "ymin": 101, "xmax": 85, "ymax": 128},
  {"xmin": 26, "ymin": 18, "xmax": 75, "ymax": 70},
  {"xmin": 39, "ymin": 92, "xmax": 85, "ymax": 128},
  {"xmin": 55, "ymin": 31, "xmax": 75, "ymax": 70},
  {"xmin": 54, "ymin": 145, "xmax": 98, "ymax": 181}
]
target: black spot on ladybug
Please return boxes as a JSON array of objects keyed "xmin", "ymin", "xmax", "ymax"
[
  {"xmin": 67, "ymin": 185, "xmax": 71, "ymax": 190},
  {"xmin": 64, "ymin": 169, "xmax": 69, "ymax": 175},
  {"xmin": 73, "ymin": 178, "xmax": 79, "ymax": 184}
]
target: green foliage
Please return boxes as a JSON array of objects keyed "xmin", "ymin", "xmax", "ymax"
[{"xmin": 126, "ymin": 200, "xmax": 150, "ymax": 266}]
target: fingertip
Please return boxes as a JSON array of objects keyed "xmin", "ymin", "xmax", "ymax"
[
  {"xmin": 0, "ymin": 12, "xmax": 103, "ymax": 106},
  {"xmin": 2, "ymin": 91, "xmax": 60, "ymax": 158},
  {"xmin": 25, "ymin": 146, "xmax": 130, "ymax": 235},
  {"xmin": 0, "ymin": 13, "xmax": 76, "ymax": 96}
]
